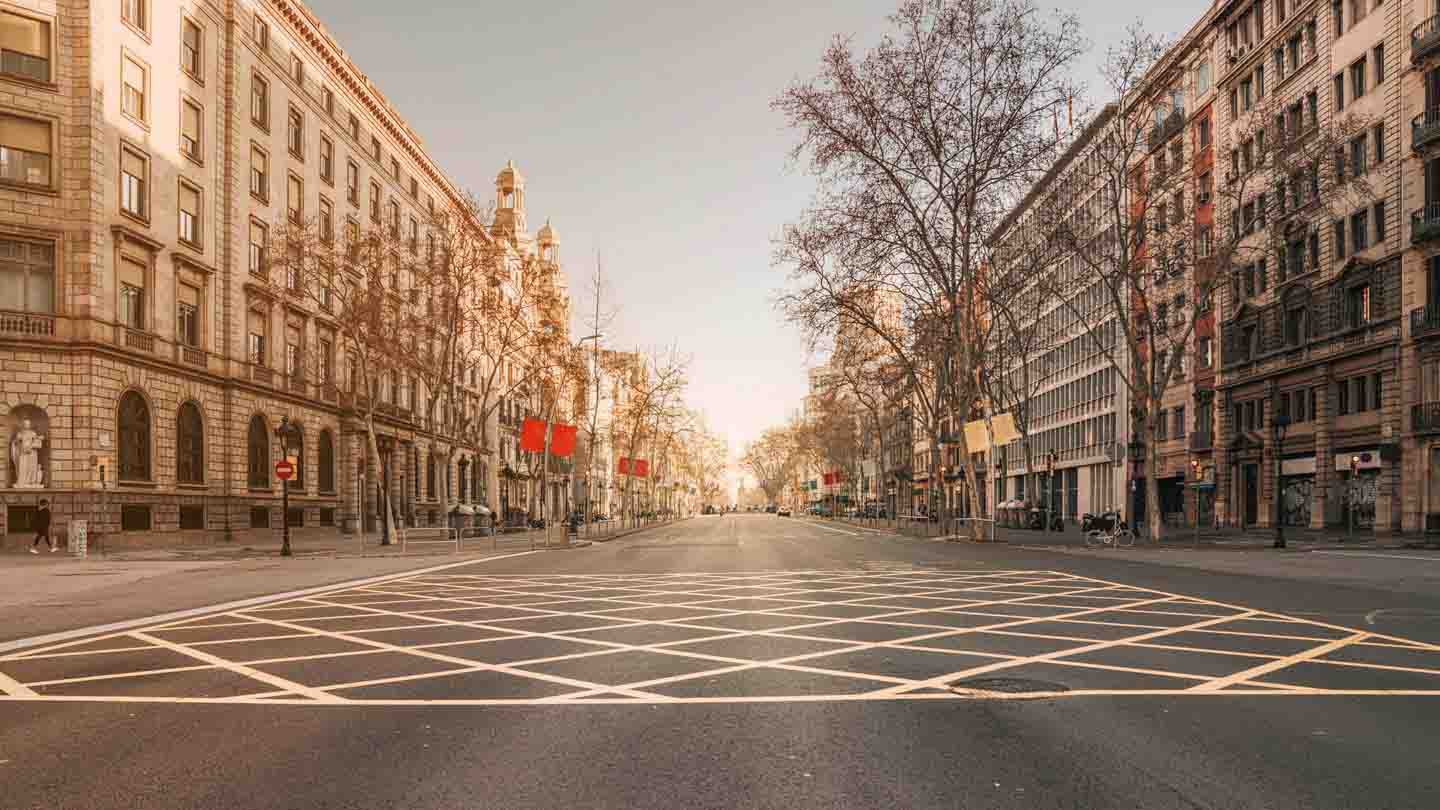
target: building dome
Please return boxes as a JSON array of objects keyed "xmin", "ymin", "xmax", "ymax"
[
  {"xmin": 496, "ymin": 159, "xmax": 524, "ymax": 188},
  {"xmin": 537, "ymin": 218, "xmax": 558, "ymax": 243}
]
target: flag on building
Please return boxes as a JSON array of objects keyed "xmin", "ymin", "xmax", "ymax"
[
  {"xmin": 519, "ymin": 418, "xmax": 547, "ymax": 453},
  {"xmin": 550, "ymin": 424, "xmax": 578, "ymax": 457},
  {"xmin": 618, "ymin": 457, "xmax": 631, "ymax": 476},
  {"xmin": 635, "ymin": 459, "xmax": 650, "ymax": 478}
]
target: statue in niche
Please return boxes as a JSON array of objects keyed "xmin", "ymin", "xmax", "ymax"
[{"xmin": 10, "ymin": 417, "xmax": 45, "ymax": 488}]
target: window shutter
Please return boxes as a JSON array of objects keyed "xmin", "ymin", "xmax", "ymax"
[
  {"xmin": 119, "ymin": 256, "xmax": 145, "ymax": 288},
  {"xmin": 0, "ymin": 114, "xmax": 49, "ymax": 152},
  {"xmin": 182, "ymin": 103, "xmax": 200, "ymax": 143},
  {"xmin": 0, "ymin": 13, "xmax": 48, "ymax": 58}
]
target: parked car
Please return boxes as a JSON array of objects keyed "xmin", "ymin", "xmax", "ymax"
[
  {"xmin": 777, "ymin": 507, "xmax": 792, "ymax": 517},
  {"xmin": 765, "ymin": 505, "xmax": 778, "ymax": 514}
]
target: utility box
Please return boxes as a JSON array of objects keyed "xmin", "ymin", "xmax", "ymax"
[{"xmin": 68, "ymin": 520, "xmax": 88, "ymax": 557}]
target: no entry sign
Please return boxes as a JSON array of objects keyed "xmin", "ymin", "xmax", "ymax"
[{"xmin": 275, "ymin": 460, "xmax": 295, "ymax": 481}]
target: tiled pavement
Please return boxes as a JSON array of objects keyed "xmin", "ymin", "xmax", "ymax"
[{"xmin": 3, "ymin": 567, "xmax": 1439, "ymax": 704}]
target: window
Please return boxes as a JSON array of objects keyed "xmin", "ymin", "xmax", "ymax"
[
  {"xmin": 249, "ymin": 144, "xmax": 267, "ymax": 199},
  {"xmin": 318, "ymin": 337, "xmax": 333, "ymax": 385},
  {"xmin": 386, "ymin": 199, "xmax": 399, "ymax": 236},
  {"xmin": 1157, "ymin": 410, "xmax": 1168, "ymax": 440},
  {"xmin": 1229, "ymin": 88, "xmax": 1238, "ymax": 119},
  {"xmin": 120, "ymin": 144, "xmax": 147, "ymax": 218},
  {"xmin": 0, "ymin": 113, "xmax": 52, "ymax": 188},
  {"xmin": 248, "ymin": 219, "xmax": 267, "ymax": 275},
  {"xmin": 117, "ymin": 390, "xmax": 150, "ymax": 482},
  {"xmin": 1175, "ymin": 407, "xmax": 1185, "ymax": 438},
  {"xmin": 1349, "ymin": 59, "xmax": 1365, "ymax": 100},
  {"xmin": 1346, "ymin": 283, "xmax": 1371, "ymax": 327},
  {"xmin": 346, "ymin": 160, "xmax": 359, "ymax": 205},
  {"xmin": 1310, "ymin": 229, "xmax": 1320, "ymax": 269},
  {"xmin": 1198, "ymin": 336, "xmax": 1212, "ymax": 367},
  {"xmin": 370, "ymin": 135, "xmax": 380, "ymax": 161},
  {"xmin": 319, "ymin": 430, "xmax": 335, "ymax": 494},
  {"xmin": 122, "ymin": 54, "xmax": 147, "ymax": 122},
  {"xmin": 408, "ymin": 216, "xmax": 419, "ymax": 253},
  {"xmin": 1333, "ymin": 217, "xmax": 1346, "ymax": 259},
  {"xmin": 319, "ymin": 135, "xmax": 333, "ymax": 184},
  {"xmin": 1373, "ymin": 43, "xmax": 1385, "ymax": 85},
  {"xmin": 1333, "ymin": 72, "xmax": 1344, "ymax": 112},
  {"xmin": 247, "ymin": 311, "xmax": 266, "ymax": 370},
  {"xmin": 1306, "ymin": 90, "xmax": 1318, "ymax": 129},
  {"xmin": 251, "ymin": 73, "xmax": 268, "ymax": 129},
  {"xmin": 1333, "ymin": 0, "xmax": 1344, "ymax": 37},
  {"xmin": 0, "ymin": 11, "xmax": 51, "ymax": 82},
  {"xmin": 347, "ymin": 112, "xmax": 358, "ymax": 140},
  {"xmin": 0, "ymin": 236, "xmax": 54, "ymax": 313},
  {"xmin": 1255, "ymin": 65, "xmax": 1265, "ymax": 99},
  {"xmin": 409, "ymin": 177, "xmax": 418, "ymax": 198},
  {"xmin": 253, "ymin": 15, "xmax": 268, "ymax": 51},
  {"xmin": 1276, "ymin": 0, "xmax": 1288, "ymax": 21},
  {"xmin": 247, "ymin": 414, "xmax": 269, "ymax": 488},
  {"xmin": 322, "ymin": 85, "xmax": 334, "ymax": 115},
  {"xmin": 319, "ymin": 196, "xmax": 333, "ymax": 243},
  {"xmin": 369, "ymin": 181, "xmax": 380, "ymax": 222},
  {"xmin": 121, "ymin": 0, "xmax": 146, "ymax": 33},
  {"xmin": 285, "ymin": 325, "xmax": 300, "ymax": 377},
  {"xmin": 390, "ymin": 157, "xmax": 400, "ymax": 179},
  {"xmin": 1350, "ymin": 134, "xmax": 1367, "ymax": 176},
  {"xmin": 1241, "ymin": 78, "xmax": 1253, "ymax": 110},
  {"xmin": 180, "ymin": 18, "xmax": 202, "ymax": 77},
  {"xmin": 1286, "ymin": 305, "xmax": 1307, "ymax": 345},
  {"xmin": 180, "ymin": 99, "xmax": 202, "ymax": 161},
  {"xmin": 1351, "ymin": 208, "xmax": 1369, "ymax": 251},
  {"xmin": 177, "ymin": 283, "xmax": 199, "ymax": 347},
  {"xmin": 290, "ymin": 53, "xmax": 304, "ymax": 84},
  {"xmin": 178, "ymin": 181, "xmax": 200, "ymax": 245},
  {"xmin": 1355, "ymin": 376, "xmax": 1368, "ymax": 412},
  {"xmin": 1373, "ymin": 122, "xmax": 1385, "ymax": 164},
  {"xmin": 287, "ymin": 173, "xmax": 303, "ymax": 224},
  {"xmin": 287, "ymin": 106, "xmax": 303, "ymax": 158},
  {"xmin": 177, "ymin": 402, "xmax": 204, "ymax": 484},
  {"xmin": 1372, "ymin": 371, "xmax": 1382, "ymax": 411}
]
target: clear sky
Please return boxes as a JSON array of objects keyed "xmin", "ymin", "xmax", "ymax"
[{"xmin": 306, "ymin": 0, "xmax": 1203, "ymax": 461}]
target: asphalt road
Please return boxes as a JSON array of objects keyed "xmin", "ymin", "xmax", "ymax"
[{"xmin": 3, "ymin": 514, "xmax": 1440, "ymax": 809}]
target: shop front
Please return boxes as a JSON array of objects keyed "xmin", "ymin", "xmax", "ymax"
[{"xmin": 1278, "ymin": 456, "xmax": 1316, "ymax": 528}]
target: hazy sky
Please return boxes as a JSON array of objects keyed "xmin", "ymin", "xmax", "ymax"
[{"xmin": 306, "ymin": 0, "xmax": 1201, "ymax": 461}]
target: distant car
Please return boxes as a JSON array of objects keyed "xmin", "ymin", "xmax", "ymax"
[
  {"xmin": 777, "ymin": 508, "xmax": 792, "ymax": 517},
  {"xmin": 765, "ymin": 505, "xmax": 777, "ymax": 514}
]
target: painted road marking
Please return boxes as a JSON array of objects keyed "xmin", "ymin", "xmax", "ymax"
[
  {"xmin": 2, "ymin": 568, "xmax": 1439, "ymax": 705},
  {"xmin": 1311, "ymin": 552, "xmax": 1440, "ymax": 562}
]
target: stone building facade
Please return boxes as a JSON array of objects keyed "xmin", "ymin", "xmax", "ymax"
[{"xmin": 0, "ymin": 0, "xmax": 566, "ymax": 548}]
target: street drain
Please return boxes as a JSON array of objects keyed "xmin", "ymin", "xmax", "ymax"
[{"xmin": 948, "ymin": 677, "xmax": 1069, "ymax": 696}]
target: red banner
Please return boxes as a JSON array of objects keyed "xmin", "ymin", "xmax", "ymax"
[
  {"xmin": 617, "ymin": 457, "xmax": 631, "ymax": 476},
  {"xmin": 634, "ymin": 459, "xmax": 650, "ymax": 478},
  {"xmin": 519, "ymin": 418, "xmax": 547, "ymax": 453},
  {"xmin": 823, "ymin": 472, "xmax": 835, "ymax": 486},
  {"xmin": 550, "ymin": 424, "xmax": 577, "ymax": 457}
]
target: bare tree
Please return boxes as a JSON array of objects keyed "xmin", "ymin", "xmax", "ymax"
[
  {"xmin": 775, "ymin": 0, "xmax": 1085, "ymax": 536},
  {"xmin": 742, "ymin": 426, "xmax": 800, "ymax": 506}
]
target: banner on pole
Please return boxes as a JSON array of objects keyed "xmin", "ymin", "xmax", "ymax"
[
  {"xmin": 634, "ymin": 459, "xmax": 650, "ymax": 478},
  {"xmin": 550, "ymin": 424, "xmax": 578, "ymax": 457},
  {"xmin": 519, "ymin": 418, "xmax": 547, "ymax": 453},
  {"xmin": 617, "ymin": 457, "xmax": 631, "ymax": 476}
]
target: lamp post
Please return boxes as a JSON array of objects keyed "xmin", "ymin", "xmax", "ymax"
[
  {"xmin": 275, "ymin": 416, "xmax": 300, "ymax": 557},
  {"xmin": 1190, "ymin": 458, "xmax": 1201, "ymax": 548},
  {"xmin": 1349, "ymin": 453, "xmax": 1360, "ymax": 541},
  {"xmin": 1272, "ymin": 411, "xmax": 1291, "ymax": 549}
]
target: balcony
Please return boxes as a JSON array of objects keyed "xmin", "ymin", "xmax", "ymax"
[
  {"xmin": 123, "ymin": 328, "xmax": 154, "ymax": 353},
  {"xmin": 1414, "ymin": 203, "xmax": 1440, "ymax": 244},
  {"xmin": 176, "ymin": 344, "xmax": 206, "ymax": 367},
  {"xmin": 1415, "ymin": 109, "xmax": 1440, "ymax": 153},
  {"xmin": 1413, "ymin": 16, "xmax": 1440, "ymax": 64},
  {"xmin": 0, "ymin": 310, "xmax": 55, "ymax": 337},
  {"xmin": 249, "ymin": 364, "xmax": 274, "ymax": 386},
  {"xmin": 1412, "ymin": 305, "xmax": 1440, "ymax": 339},
  {"xmin": 286, "ymin": 374, "xmax": 307, "ymax": 394},
  {"xmin": 1148, "ymin": 110, "xmax": 1185, "ymax": 153},
  {"xmin": 1414, "ymin": 402, "xmax": 1440, "ymax": 434}
]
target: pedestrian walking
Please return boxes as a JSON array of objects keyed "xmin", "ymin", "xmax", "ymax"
[{"xmin": 29, "ymin": 498, "xmax": 56, "ymax": 553}]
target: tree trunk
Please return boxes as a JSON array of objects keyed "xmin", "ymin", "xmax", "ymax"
[
  {"xmin": 363, "ymin": 416, "xmax": 397, "ymax": 546},
  {"xmin": 1145, "ymin": 412, "xmax": 1163, "ymax": 543}
]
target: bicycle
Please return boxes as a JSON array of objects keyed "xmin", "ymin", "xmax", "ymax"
[{"xmin": 1084, "ymin": 520, "xmax": 1134, "ymax": 548}]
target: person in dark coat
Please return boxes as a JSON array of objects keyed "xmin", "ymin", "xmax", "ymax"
[{"xmin": 29, "ymin": 498, "xmax": 55, "ymax": 553}]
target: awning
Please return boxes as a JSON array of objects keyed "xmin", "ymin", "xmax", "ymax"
[
  {"xmin": 472, "ymin": 504, "xmax": 493, "ymax": 515},
  {"xmin": 455, "ymin": 504, "xmax": 475, "ymax": 515}
]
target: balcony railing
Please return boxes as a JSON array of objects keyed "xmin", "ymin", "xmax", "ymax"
[
  {"xmin": 286, "ymin": 374, "xmax": 306, "ymax": 394},
  {"xmin": 1415, "ymin": 109, "xmax": 1440, "ymax": 153},
  {"xmin": 1414, "ymin": 203, "xmax": 1440, "ymax": 244},
  {"xmin": 177, "ymin": 345, "xmax": 206, "ymax": 367},
  {"xmin": 249, "ymin": 364, "xmax": 274, "ymax": 386},
  {"xmin": 123, "ymin": 328, "xmax": 154, "ymax": 353},
  {"xmin": 1413, "ymin": 16, "xmax": 1440, "ymax": 63},
  {"xmin": 1148, "ymin": 110, "xmax": 1185, "ymax": 152},
  {"xmin": 1414, "ymin": 402, "xmax": 1440, "ymax": 433},
  {"xmin": 1412, "ymin": 305, "xmax": 1440, "ymax": 339},
  {"xmin": 0, "ymin": 310, "xmax": 55, "ymax": 337}
]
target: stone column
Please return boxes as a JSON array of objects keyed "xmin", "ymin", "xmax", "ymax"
[
  {"xmin": 1215, "ymin": 391, "xmax": 1233, "ymax": 528},
  {"xmin": 1376, "ymin": 360, "xmax": 1401, "ymax": 536},
  {"xmin": 1311, "ymin": 368, "xmax": 1332, "ymax": 529}
]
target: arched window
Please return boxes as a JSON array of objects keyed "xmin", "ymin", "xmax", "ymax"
[
  {"xmin": 176, "ymin": 402, "xmax": 204, "ymax": 484},
  {"xmin": 458, "ymin": 457, "xmax": 469, "ymax": 501},
  {"xmin": 474, "ymin": 460, "xmax": 484, "ymax": 504},
  {"xmin": 117, "ymin": 390, "xmax": 151, "ymax": 481},
  {"xmin": 426, "ymin": 452, "xmax": 436, "ymax": 500},
  {"xmin": 247, "ymin": 414, "xmax": 269, "ymax": 488},
  {"xmin": 318, "ymin": 430, "xmax": 335, "ymax": 494},
  {"xmin": 289, "ymin": 424, "xmax": 305, "ymax": 490}
]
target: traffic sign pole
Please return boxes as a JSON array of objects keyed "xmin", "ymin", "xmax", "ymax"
[{"xmin": 275, "ymin": 460, "xmax": 295, "ymax": 557}]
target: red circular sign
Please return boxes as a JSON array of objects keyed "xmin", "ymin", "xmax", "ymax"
[{"xmin": 275, "ymin": 460, "xmax": 295, "ymax": 481}]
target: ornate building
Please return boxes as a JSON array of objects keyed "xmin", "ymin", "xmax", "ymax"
[{"xmin": 0, "ymin": 0, "xmax": 567, "ymax": 547}]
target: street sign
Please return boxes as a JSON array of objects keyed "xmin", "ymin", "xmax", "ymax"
[{"xmin": 275, "ymin": 460, "xmax": 295, "ymax": 481}]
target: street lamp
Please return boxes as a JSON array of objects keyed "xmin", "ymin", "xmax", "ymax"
[
  {"xmin": 275, "ymin": 416, "xmax": 301, "ymax": 557},
  {"xmin": 1272, "ymin": 411, "xmax": 1291, "ymax": 549}
]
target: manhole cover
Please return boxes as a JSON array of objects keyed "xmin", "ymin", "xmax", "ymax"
[{"xmin": 948, "ymin": 677, "xmax": 1069, "ymax": 695}]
